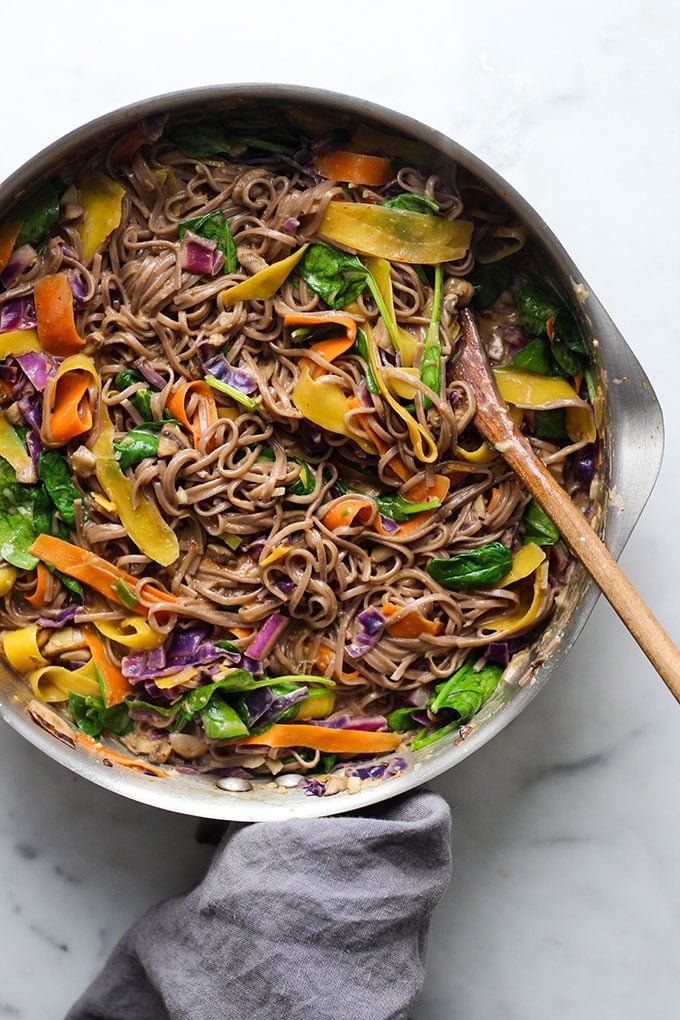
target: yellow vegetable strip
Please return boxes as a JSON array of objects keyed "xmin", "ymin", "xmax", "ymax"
[
  {"xmin": 495, "ymin": 542, "xmax": 546, "ymax": 588},
  {"xmin": 91, "ymin": 403, "xmax": 180, "ymax": 567},
  {"xmin": 0, "ymin": 410, "xmax": 34, "ymax": 482},
  {"xmin": 364, "ymin": 323, "xmax": 438, "ymax": 463},
  {"xmin": 493, "ymin": 367, "xmax": 596, "ymax": 444},
  {"xmin": 0, "ymin": 328, "xmax": 42, "ymax": 359},
  {"xmin": 222, "ymin": 245, "xmax": 308, "ymax": 308},
  {"xmin": 362, "ymin": 256, "xmax": 418, "ymax": 364},
  {"xmin": 3, "ymin": 624, "xmax": 49, "ymax": 673},
  {"xmin": 94, "ymin": 616, "xmax": 166, "ymax": 651},
  {"xmin": 318, "ymin": 202, "xmax": 473, "ymax": 264},
  {"xmin": 77, "ymin": 168, "xmax": 126, "ymax": 262},
  {"xmin": 480, "ymin": 561, "xmax": 551, "ymax": 637},
  {"xmin": 28, "ymin": 659, "xmax": 100, "ymax": 704}
]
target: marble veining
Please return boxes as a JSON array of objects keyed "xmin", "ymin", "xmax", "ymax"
[{"xmin": 1, "ymin": 3, "xmax": 679, "ymax": 1019}]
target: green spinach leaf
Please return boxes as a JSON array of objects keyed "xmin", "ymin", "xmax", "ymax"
[
  {"xmin": 382, "ymin": 193, "xmax": 440, "ymax": 214},
  {"xmin": 470, "ymin": 260, "xmax": 512, "ymax": 310},
  {"xmin": 513, "ymin": 282, "xmax": 560, "ymax": 337},
  {"xmin": 113, "ymin": 421, "xmax": 172, "ymax": 470},
  {"xmin": 37, "ymin": 451, "xmax": 84, "ymax": 526},
  {"xmin": 0, "ymin": 457, "xmax": 52, "ymax": 569},
  {"xmin": 200, "ymin": 693, "xmax": 250, "ymax": 740},
  {"xmin": 429, "ymin": 661, "xmax": 502, "ymax": 720},
  {"xmin": 68, "ymin": 691, "xmax": 132, "ymax": 738},
  {"xmin": 299, "ymin": 243, "xmax": 369, "ymax": 309},
  {"xmin": 376, "ymin": 492, "xmax": 442, "ymax": 522},
  {"xmin": 13, "ymin": 177, "xmax": 64, "ymax": 252},
  {"xmin": 522, "ymin": 498, "xmax": 560, "ymax": 546},
  {"xmin": 427, "ymin": 541, "xmax": 512, "ymax": 589},
  {"xmin": 504, "ymin": 336, "xmax": 554, "ymax": 375}
]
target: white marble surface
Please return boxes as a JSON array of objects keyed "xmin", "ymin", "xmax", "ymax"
[{"xmin": 1, "ymin": 2, "xmax": 679, "ymax": 1017}]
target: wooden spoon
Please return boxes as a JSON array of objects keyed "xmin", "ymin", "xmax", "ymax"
[{"xmin": 455, "ymin": 307, "xmax": 680, "ymax": 703}]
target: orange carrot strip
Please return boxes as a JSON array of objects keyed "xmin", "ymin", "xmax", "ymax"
[
  {"xmin": 314, "ymin": 150, "xmax": 394, "ymax": 187},
  {"xmin": 306, "ymin": 336, "xmax": 355, "ymax": 379},
  {"xmin": 28, "ymin": 534, "xmax": 177, "ymax": 614},
  {"xmin": 315, "ymin": 642, "xmax": 360, "ymax": 681},
  {"xmin": 485, "ymin": 486, "xmax": 500, "ymax": 513},
  {"xmin": 166, "ymin": 380, "xmax": 218, "ymax": 449},
  {"xmin": 345, "ymin": 395, "xmax": 410, "ymax": 482},
  {"xmin": 83, "ymin": 627, "xmax": 133, "ymax": 707},
  {"xmin": 48, "ymin": 369, "xmax": 93, "ymax": 445},
  {"xmin": 381, "ymin": 602, "xmax": 445, "ymax": 638},
  {"xmin": 228, "ymin": 723, "xmax": 401, "ymax": 754},
  {"xmin": 374, "ymin": 474, "xmax": 450, "ymax": 538},
  {"xmin": 34, "ymin": 272, "xmax": 85, "ymax": 356},
  {"xmin": 24, "ymin": 562, "xmax": 50, "ymax": 609},
  {"xmin": 76, "ymin": 732, "xmax": 168, "ymax": 776},
  {"xmin": 0, "ymin": 220, "xmax": 22, "ymax": 275},
  {"xmin": 320, "ymin": 495, "xmax": 375, "ymax": 531},
  {"xmin": 110, "ymin": 127, "xmax": 148, "ymax": 164},
  {"xmin": 283, "ymin": 311, "xmax": 358, "ymax": 343}
]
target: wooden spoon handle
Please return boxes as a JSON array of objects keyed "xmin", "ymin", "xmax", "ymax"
[{"xmin": 456, "ymin": 308, "xmax": 680, "ymax": 702}]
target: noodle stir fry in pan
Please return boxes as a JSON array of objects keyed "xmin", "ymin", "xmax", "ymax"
[{"xmin": 0, "ymin": 105, "xmax": 598, "ymax": 788}]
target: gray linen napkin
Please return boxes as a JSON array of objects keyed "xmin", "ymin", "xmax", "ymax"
[{"xmin": 65, "ymin": 789, "xmax": 451, "ymax": 1020}]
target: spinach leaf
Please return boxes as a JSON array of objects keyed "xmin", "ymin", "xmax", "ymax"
[
  {"xmin": 376, "ymin": 492, "xmax": 442, "ymax": 522},
  {"xmin": 427, "ymin": 542, "xmax": 512, "ymax": 589},
  {"xmin": 522, "ymin": 498, "xmax": 560, "ymax": 546},
  {"xmin": 68, "ymin": 691, "xmax": 132, "ymax": 738},
  {"xmin": 178, "ymin": 210, "xmax": 238, "ymax": 274},
  {"xmin": 0, "ymin": 457, "xmax": 52, "ymax": 569},
  {"xmin": 532, "ymin": 409, "xmax": 568, "ymax": 441},
  {"xmin": 504, "ymin": 336, "xmax": 554, "ymax": 375},
  {"xmin": 429, "ymin": 661, "xmax": 502, "ymax": 720},
  {"xmin": 411, "ymin": 719, "xmax": 459, "ymax": 750},
  {"xmin": 113, "ymin": 421, "xmax": 171, "ymax": 470},
  {"xmin": 114, "ymin": 368, "xmax": 155, "ymax": 419},
  {"xmin": 353, "ymin": 327, "xmax": 379, "ymax": 394},
  {"xmin": 200, "ymin": 693, "xmax": 250, "ymax": 740},
  {"xmin": 13, "ymin": 176, "xmax": 64, "ymax": 252},
  {"xmin": 470, "ymin": 260, "xmax": 512, "ymax": 310},
  {"xmin": 386, "ymin": 706, "xmax": 419, "ymax": 732},
  {"xmin": 165, "ymin": 115, "xmax": 233, "ymax": 158},
  {"xmin": 37, "ymin": 451, "xmax": 83, "ymax": 526},
  {"xmin": 513, "ymin": 282, "xmax": 560, "ymax": 337},
  {"xmin": 289, "ymin": 459, "xmax": 315, "ymax": 496},
  {"xmin": 382, "ymin": 193, "xmax": 440, "ymax": 214},
  {"xmin": 550, "ymin": 308, "xmax": 588, "ymax": 376},
  {"xmin": 299, "ymin": 243, "xmax": 369, "ymax": 309}
]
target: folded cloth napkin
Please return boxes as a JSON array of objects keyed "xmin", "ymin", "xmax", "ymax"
[{"xmin": 65, "ymin": 789, "xmax": 451, "ymax": 1020}]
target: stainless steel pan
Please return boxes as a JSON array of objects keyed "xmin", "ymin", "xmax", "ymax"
[{"xmin": 0, "ymin": 84, "xmax": 664, "ymax": 820}]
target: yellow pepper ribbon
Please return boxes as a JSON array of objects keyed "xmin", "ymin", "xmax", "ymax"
[
  {"xmin": 222, "ymin": 245, "xmax": 308, "ymax": 308},
  {"xmin": 77, "ymin": 169, "xmax": 126, "ymax": 262},
  {"xmin": 91, "ymin": 403, "xmax": 180, "ymax": 567}
]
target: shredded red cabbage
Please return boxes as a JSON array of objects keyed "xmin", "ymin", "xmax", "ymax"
[
  {"xmin": 246, "ymin": 614, "xmax": 288, "ymax": 661},
  {"xmin": 0, "ymin": 296, "xmax": 37, "ymax": 332},
  {"xmin": 16, "ymin": 351, "xmax": 56, "ymax": 391},
  {"xmin": 345, "ymin": 607, "xmax": 386, "ymax": 659},
  {"xmin": 180, "ymin": 231, "xmax": 225, "ymax": 276},
  {"xmin": 0, "ymin": 245, "xmax": 36, "ymax": 289},
  {"xmin": 203, "ymin": 355, "xmax": 257, "ymax": 395}
]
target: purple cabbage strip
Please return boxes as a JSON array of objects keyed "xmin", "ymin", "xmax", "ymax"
[
  {"xmin": 180, "ymin": 231, "xmax": 225, "ymax": 276},
  {"xmin": 17, "ymin": 396, "xmax": 43, "ymax": 434},
  {"xmin": 67, "ymin": 268, "xmax": 89, "ymax": 305},
  {"xmin": 573, "ymin": 445, "xmax": 596, "ymax": 486},
  {"xmin": 345, "ymin": 606, "xmax": 386, "ymax": 660},
  {"xmin": 0, "ymin": 295, "xmax": 37, "ymax": 332},
  {"xmin": 246, "ymin": 685, "xmax": 309, "ymax": 730},
  {"xmin": 0, "ymin": 245, "xmax": 36, "ymax": 289},
  {"xmin": 36, "ymin": 606, "xmax": 80, "ymax": 629},
  {"xmin": 142, "ymin": 113, "xmax": 168, "ymax": 141},
  {"xmin": 16, "ymin": 350, "xmax": 56, "ymax": 392},
  {"xmin": 246, "ymin": 613, "xmax": 288, "ymax": 661},
  {"xmin": 122, "ymin": 628, "xmax": 237, "ymax": 680},
  {"xmin": 136, "ymin": 360, "xmax": 168, "ymax": 390},
  {"xmin": 203, "ymin": 355, "xmax": 257, "ymax": 395},
  {"xmin": 486, "ymin": 641, "xmax": 510, "ymax": 667},
  {"xmin": 311, "ymin": 712, "xmax": 388, "ymax": 732}
]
